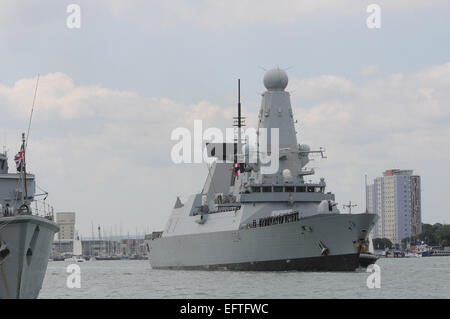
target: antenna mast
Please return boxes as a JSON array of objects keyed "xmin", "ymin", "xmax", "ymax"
[
  {"xmin": 238, "ymin": 79, "xmax": 241, "ymax": 153},
  {"xmin": 343, "ymin": 201, "xmax": 357, "ymax": 214},
  {"xmin": 26, "ymin": 74, "xmax": 40, "ymax": 150},
  {"xmin": 233, "ymin": 79, "xmax": 245, "ymax": 162},
  {"xmin": 20, "ymin": 74, "xmax": 39, "ymax": 206}
]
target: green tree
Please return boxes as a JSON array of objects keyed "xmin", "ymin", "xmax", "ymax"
[
  {"xmin": 401, "ymin": 235, "xmax": 419, "ymax": 249},
  {"xmin": 373, "ymin": 238, "xmax": 393, "ymax": 250},
  {"xmin": 418, "ymin": 223, "xmax": 438, "ymax": 245},
  {"xmin": 435, "ymin": 225, "xmax": 450, "ymax": 246}
]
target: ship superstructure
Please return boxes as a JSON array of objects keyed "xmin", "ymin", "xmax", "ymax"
[
  {"xmin": 0, "ymin": 135, "xmax": 59, "ymax": 298},
  {"xmin": 145, "ymin": 68, "xmax": 377, "ymax": 271}
]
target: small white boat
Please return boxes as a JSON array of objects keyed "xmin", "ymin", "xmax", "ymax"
[
  {"xmin": 64, "ymin": 255, "xmax": 85, "ymax": 262},
  {"xmin": 64, "ymin": 232, "xmax": 86, "ymax": 262},
  {"xmin": 414, "ymin": 242, "xmax": 432, "ymax": 257}
]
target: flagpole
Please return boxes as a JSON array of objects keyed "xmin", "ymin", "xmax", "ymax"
[{"xmin": 22, "ymin": 132, "xmax": 28, "ymax": 203}]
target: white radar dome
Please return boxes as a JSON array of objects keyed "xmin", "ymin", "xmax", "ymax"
[{"xmin": 264, "ymin": 68, "xmax": 288, "ymax": 91}]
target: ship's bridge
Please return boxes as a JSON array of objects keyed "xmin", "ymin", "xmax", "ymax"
[
  {"xmin": 0, "ymin": 152, "xmax": 8, "ymax": 174},
  {"xmin": 248, "ymin": 184, "xmax": 325, "ymax": 194}
]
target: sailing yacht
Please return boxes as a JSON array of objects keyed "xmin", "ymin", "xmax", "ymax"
[{"xmin": 65, "ymin": 232, "xmax": 85, "ymax": 262}]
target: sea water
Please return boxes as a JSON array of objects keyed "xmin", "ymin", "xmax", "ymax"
[{"xmin": 40, "ymin": 256, "xmax": 450, "ymax": 298}]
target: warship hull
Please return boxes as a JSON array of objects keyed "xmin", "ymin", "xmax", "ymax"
[
  {"xmin": 147, "ymin": 213, "xmax": 376, "ymax": 271},
  {"xmin": 358, "ymin": 253, "xmax": 379, "ymax": 268},
  {"xmin": 0, "ymin": 215, "xmax": 58, "ymax": 299}
]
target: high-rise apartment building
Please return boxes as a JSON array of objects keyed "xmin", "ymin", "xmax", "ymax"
[{"xmin": 367, "ymin": 170, "xmax": 421, "ymax": 244}]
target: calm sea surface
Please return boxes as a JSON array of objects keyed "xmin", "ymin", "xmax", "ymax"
[{"xmin": 40, "ymin": 257, "xmax": 450, "ymax": 299}]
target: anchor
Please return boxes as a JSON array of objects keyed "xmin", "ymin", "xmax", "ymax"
[{"xmin": 317, "ymin": 240, "xmax": 329, "ymax": 256}]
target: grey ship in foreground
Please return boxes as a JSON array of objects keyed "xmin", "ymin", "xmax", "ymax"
[
  {"xmin": 0, "ymin": 135, "xmax": 59, "ymax": 298},
  {"xmin": 146, "ymin": 69, "xmax": 377, "ymax": 271}
]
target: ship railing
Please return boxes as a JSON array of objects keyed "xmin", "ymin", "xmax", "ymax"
[
  {"xmin": 30, "ymin": 200, "xmax": 55, "ymax": 220},
  {"xmin": 0, "ymin": 200, "xmax": 55, "ymax": 220}
]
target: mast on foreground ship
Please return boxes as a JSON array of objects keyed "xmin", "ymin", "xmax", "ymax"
[
  {"xmin": 146, "ymin": 68, "xmax": 377, "ymax": 271},
  {"xmin": 0, "ymin": 134, "xmax": 58, "ymax": 298}
]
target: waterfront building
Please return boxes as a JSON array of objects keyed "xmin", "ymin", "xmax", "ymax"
[
  {"xmin": 56, "ymin": 212, "xmax": 76, "ymax": 240},
  {"xmin": 51, "ymin": 239, "xmax": 73, "ymax": 256},
  {"xmin": 81, "ymin": 239, "xmax": 121, "ymax": 257},
  {"xmin": 119, "ymin": 238, "xmax": 147, "ymax": 256},
  {"xmin": 52, "ymin": 239, "xmax": 121, "ymax": 257},
  {"xmin": 367, "ymin": 169, "xmax": 421, "ymax": 244}
]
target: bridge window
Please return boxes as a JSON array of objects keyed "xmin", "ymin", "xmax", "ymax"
[
  {"xmin": 252, "ymin": 187, "xmax": 261, "ymax": 193},
  {"xmin": 262, "ymin": 186, "xmax": 272, "ymax": 193},
  {"xmin": 285, "ymin": 186, "xmax": 294, "ymax": 192},
  {"xmin": 307, "ymin": 186, "xmax": 315, "ymax": 192},
  {"xmin": 296, "ymin": 186, "xmax": 306, "ymax": 192},
  {"xmin": 274, "ymin": 186, "xmax": 283, "ymax": 192}
]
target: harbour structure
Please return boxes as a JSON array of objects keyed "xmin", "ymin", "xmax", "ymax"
[
  {"xmin": 0, "ymin": 134, "xmax": 59, "ymax": 298},
  {"xmin": 81, "ymin": 239, "xmax": 120, "ymax": 257},
  {"xmin": 52, "ymin": 230, "xmax": 149, "ymax": 259},
  {"xmin": 120, "ymin": 238, "xmax": 147, "ymax": 258},
  {"xmin": 52, "ymin": 239, "xmax": 120, "ymax": 257},
  {"xmin": 367, "ymin": 169, "xmax": 421, "ymax": 244},
  {"xmin": 145, "ymin": 68, "xmax": 377, "ymax": 271},
  {"xmin": 51, "ymin": 239, "xmax": 73, "ymax": 256},
  {"xmin": 56, "ymin": 212, "xmax": 75, "ymax": 240}
]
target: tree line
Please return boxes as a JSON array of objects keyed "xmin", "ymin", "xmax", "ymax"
[{"xmin": 373, "ymin": 223, "xmax": 450, "ymax": 249}]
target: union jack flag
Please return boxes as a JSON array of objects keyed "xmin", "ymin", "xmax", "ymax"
[
  {"xmin": 14, "ymin": 144, "xmax": 24, "ymax": 172},
  {"xmin": 233, "ymin": 163, "xmax": 240, "ymax": 177}
]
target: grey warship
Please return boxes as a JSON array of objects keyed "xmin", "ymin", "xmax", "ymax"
[
  {"xmin": 146, "ymin": 68, "xmax": 377, "ymax": 271},
  {"xmin": 0, "ymin": 134, "xmax": 59, "ymax": 298}
]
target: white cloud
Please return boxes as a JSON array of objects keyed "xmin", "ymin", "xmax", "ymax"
[
  {"xmin": 2, "ymin": 62, "xmax": 449, "ymax": 233},
  {"xmin": 292, "ymin": 63, "xmax": 450, "ymax": 138},
  {"xmin": 0, "ymin": 72, "xmax": 235, "ymax": 234},
  {"xmin": 97, "ymin": 0, "xmax": 449, "ymax": 29},
  {"xmin": 289, "ymin": 62, "xmax": 450, "ymax": 221},
  {"xmin": 361, "ymin": 65, "xmax": 378, "ymax": 76},
  {"xmin": 1, "ymin": 0, "xmax": 448, "ymax": 33}
]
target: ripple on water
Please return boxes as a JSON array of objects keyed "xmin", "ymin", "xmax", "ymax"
[{"xmin": 40, "ymin": 258, "xmax": 450, "ymax": 298}]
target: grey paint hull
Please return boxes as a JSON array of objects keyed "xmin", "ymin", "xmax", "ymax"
[
  {"xmin": 147, "ymin": 213, "xmax": 376, "ymax": 271},
  {"xmin": 358, "ymin": 253, "xmax": 379, "ymax": 268},
  {"xmin": 0, "ymin": 215, "xmax": 58, "ymax": 299}
]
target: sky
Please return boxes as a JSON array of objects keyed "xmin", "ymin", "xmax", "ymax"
[{"xmin": 1, "ymin": 0, "xmax": 449, "ymax": 236}]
